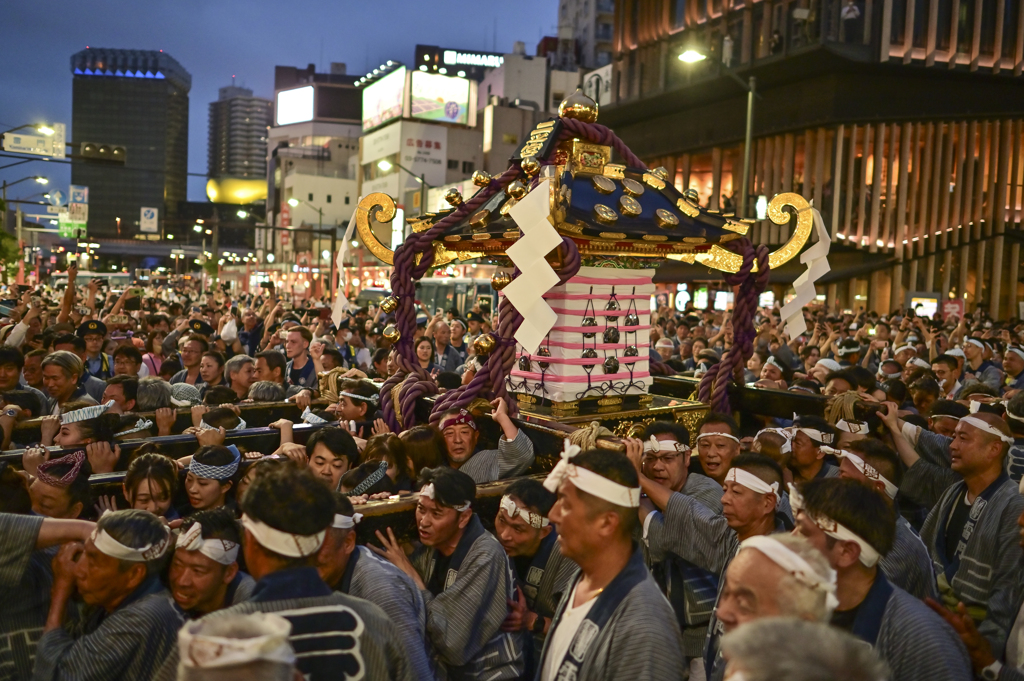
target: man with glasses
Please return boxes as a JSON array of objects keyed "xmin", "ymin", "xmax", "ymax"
[{"xmin": 626, "ymin": 423, "xmax": 723, "ymax": 681}]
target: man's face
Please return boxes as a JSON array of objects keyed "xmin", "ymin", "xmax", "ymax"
[
  {"xmin": 715, "ymin": 549, "xmax": 789, "ymax": 634},
  {"xmin": 789, "ymin": 430, "xmax": 822, "ymax": 468},
  {"xmin": 113, "ymin": 355, "xmax": 140, "ymax": 377},
  {"xmin": 415, "ymin": 496, "xmax": 464, "ymax": 548},
  {"xmin": 964, "ymin": 343, "xmax": 981, "ymax": 361},
  {"xmin": 548, "ymin": 480, "xmax": 601, "ymax": 564},
  {"xmin": 697, "ymin": 427, "xmax": 740, "ymax": 483},
  {"xmin": 930, "ymin": 414, "xmax": 960, "ymax": 438},
  {"xmin": 338, "ymin": 396, "xmax": 368, "ymax": 421},
  {"xmin": 792, "ymin": 511, "xmax": 841, "ymax": 569},
  {"xmin": 83, "ymin": 333, "xmax": 104, "ymax": 355},
  {"xmin": 230, "ymin": 361, "xmax": 256, "ymax": 392},
  {"xmin": 285, "ymin": 331, "xmax": 308, "ymax": 360},
  {"xmin": 0, "ymin": 362, "xmax": 20, "ymax": 392},
  {"xmin": 254, "ymin": 357, "xmax": 278, "ymax": 383},
  {"xmin": 657, "ymin": 345, "xmax": 673, "ymax": 361},
  {"xmin": 495, "ymin": 496, "xmax": 548, "ymax": 557},
  {"xmin": 22, "ymin": 355, "xmax": 42, "ymax": 387},
  {"xmin": 450, "ymin": 321, "xmax": 465, "ymax": 340},
  {"xmin": 676, "ymin": 325, "xmax": 689, "ymax": 341},
  {"xmin": 434, "ymin": 323, "xmax": 451, "ymax": 347},
  {"xmin": 29, "ymin": 479, "xmax": 78, "ymax": 518},
  {"xmin": 74, "ymin": 538, "xmax": 140, "ymax": 608},
  {"xmin": 169, "ymin": 548, "xmax": 234, "ymax": 614},
  {"xmin": 932, "ymin": 362, "xmax": 959, "ymax": 392},
  {"xmin": 309, "ymin": 443, "xmax": 350, "ymax": 489},
  {"xmin": 180, "ymin": 341, "xmax": 203, "ymax": 369},
  {"xmin": 242, "ymin": 309, "xmax": 257, "ymax": 330},
  {"xmin": 949, "ymin": 421, "xmax": 998, "ymax": 476},
  {"xmin": 468, "ymin": 320, "xmax": 481, "ymax": 334},
  {"xmin": 894, "ymin": 349, "xmax": 915, "ymax": 367},
  {"xmin": 720, "ymin": 479, "xmax": 770, "ymax": 532},
  {"xmin": 641, "ymin": 434, "xmax": 690, "ymax": 492},
  {"xmin": 824, "ymin": 377, "xmax": 852, "ymax": 396},
  {"xmin": 42, "ymin": 365, "xmax": 77, "ymax": 401},
  {"xmin": 443, "ymin": 424, "xmax": 480, "ymax": 465},
  {"xmin": 760, "ymin": 362, "xmax": 783, "ymax": 382},
  {"xmin": 102, "ymin": 383, "xmax": 131, "ymax": 414},
  {"xmin": 1005, "ymin": 351, "xmax": 1024, "ymax": 378},
  {"xmin": 837, "ymin": 456, "xmax": 876, "ymax": 492}
]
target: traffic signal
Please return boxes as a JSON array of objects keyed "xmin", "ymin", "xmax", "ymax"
[{"xmin": 79, "ymin": 142, "xmax": 127, "ymax": 164}]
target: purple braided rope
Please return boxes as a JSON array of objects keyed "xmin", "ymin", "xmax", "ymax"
[
  {"xmin": 429, "ymin": 236, "xmax": 581, "ymax": 424},
  {"xmin": 697, "ymin": 239, "xmax": 771, "ymax": 414}
]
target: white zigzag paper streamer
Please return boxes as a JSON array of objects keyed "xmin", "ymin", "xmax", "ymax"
[
  {"xmin": 779, "ymin": 204, "xmax": 831, "ymax": 337},
  {"xmin": 505, "ymin": 185, "xmax": 563, "ymax": 354}
]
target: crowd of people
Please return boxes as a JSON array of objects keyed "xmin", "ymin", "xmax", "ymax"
[{"xmin": 2, "ymin": 266, "xmax": 1024, "ymax": 681}]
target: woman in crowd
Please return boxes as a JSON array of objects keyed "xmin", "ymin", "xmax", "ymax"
[
  {"xmin": 184, "ymin": 444, "xmax": 240, "ymax": 513},
  {"xmin": 362, "ymin": 433, "xmax": 414, "ymax": 491},
  {"xmin": 399, "ymin": 423, "xmax": 447, "ymax": 474},
  {"xmin": 414, "ymin": 337, "xmax": 439, "ymax": 374},
  {"xmin": 120, "ymin": 452, "xmax": 180, "ymax": 520},
  {"xmin": 199, "ymin": 351, "xmax": 226, "ymax": 392},
  {"xmin": 143, "ymin": 330, "xmax": 165, "ymax": 376}
]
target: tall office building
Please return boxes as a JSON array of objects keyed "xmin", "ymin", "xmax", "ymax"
[
  {"xmin": 557, "ymin": 0, "xmax": 615, "ymax": 69},
  {"xmin": 208, "ymin": 85, "xmax": 272, "ymax": 180},
  {"xmin": 70, "ymin": 48, "xmax": 190, "ymax": 239}
]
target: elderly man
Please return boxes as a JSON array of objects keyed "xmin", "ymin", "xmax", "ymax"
[
  {"xmin": 224, "ymin": 354, "xmax": 256, "ymax": 401},
  {"xmin": 625, "ymin": 424, "xmax": 722, "ymax": 677},
  {"xmin": 316, "ymin": 494, "xmax": 434, "ymax": 681},
  {"xmin": 694, "ymin": 413, "xmax": 742, "ymax": 484},
  {"xmin": 375, "ymin": 467, "xmax": 525, "ymax": 680},
  {"xmin": 438, "ymin": 398, "xmax": 534, "ymax": 484},
  {"xmin": 886, "ymin": 407, "xmax": 1024, "ymax": 655},
  {"xmin": 537, "ymin": 447, "xmax": 686, "ymax": 681},
  {"xmin": 1004, "ymin": 345, "xmax": 1024, "ymax": 396},
  {"xmin": 36, "ymin": 509, "xmax": 183, "ymax": 681},
  {"xmin": 169, "ymin": 508, "xmax": 254, "ymax": 618},
  {"xmin": 493, "ymin": 478, "xmax": 578, "ymax": 676},
  {"xmin": 42, "ymin": 351, "xmax": 99, "ymax": 413},
  {"xmin": 153, "ymin": 465, "xmax": 414, "ymax": 681},
  {"xmin": 171, "ymin": 335, "xmax": 207, "ymax": 386}
]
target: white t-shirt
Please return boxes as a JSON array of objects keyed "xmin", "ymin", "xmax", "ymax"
[{"xmin": 540, "ymin": 582, "xmax": 598, "ymax": 681}]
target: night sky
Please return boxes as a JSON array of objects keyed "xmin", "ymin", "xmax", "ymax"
[{"xmin": 0, "ymin": 0, "xmax": 557, "ymax": 203}]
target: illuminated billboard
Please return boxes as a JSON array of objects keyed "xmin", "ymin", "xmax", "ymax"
[
  {"xmin": 410, "ymin": 72, "xmax": 470, "ymax": 125},
  {"xmin": 362, "ymin": 67, "xmax": 407, "ymax": 131},
  {"xmin": 276, "ymin": 86, "xmax": 314, "ymax": 126}
]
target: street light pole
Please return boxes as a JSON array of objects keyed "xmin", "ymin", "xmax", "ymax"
[{"xmin": 740, "ymin": 76, "xmax": 756, "ymax": 219}]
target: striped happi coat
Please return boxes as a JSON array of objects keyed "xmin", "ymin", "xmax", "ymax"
[
  {"xmin": 517, "ymin": 533, "xmax": 578, "ymax": 659},
  {"xmin": 412, "ymin": 515, "xmax": 525, "ymax": 680},
  {"xmin": 458, "ymin": 429, "xmax": 535, "ymax": 484},
  {"xmin": 0, "ymin": 514, "xmax": 54, "ymax": 681},
  {"xmin": 642, "ymin": 473, "xmax": 723, "ymax": 659}
]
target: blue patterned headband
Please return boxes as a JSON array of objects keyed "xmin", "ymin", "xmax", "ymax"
[{"xmin": 188, "ymin": 445, "xmax": 241, "ymax": 480}]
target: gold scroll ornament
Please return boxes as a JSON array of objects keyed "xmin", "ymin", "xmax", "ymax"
[{"xmin": 355, "ymin": 191, "xmax": 814, "ymax": 275}]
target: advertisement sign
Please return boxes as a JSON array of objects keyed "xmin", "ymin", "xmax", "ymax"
[
  {"xmin": 276, "ymin": 86, "xmax": 314, "ymax": 126},
  {"xmin": 2, "ymin": 122, "xmax": 65, "ymax": 158},
  {"xmin": 399, "ymin": 121, "xmax": 448, "ymax": 188},
  {"xmin": 69, "ymin": 185, "xmax": 88, "ymax": 204},
  {"xmin": 361, "ymin": 122, "xmax": 403, "ymax": 164},
  {"xmin": 582, "ymin": 64, "xmax": 613, "ymax": 106},
  {"xmin": 140, "ymin": 207, "xmax": 159, "ymax": 234},
  {"xmin": 943, "ymin": 299, "xmax": 965, "ymax": 320},
  {"xmin": 410, "ymin": 72, "xmax": 470, "ymax": 125},
  {"xmin": 362, "ymin": 67, "xmax": 407, "ymax": 131}
]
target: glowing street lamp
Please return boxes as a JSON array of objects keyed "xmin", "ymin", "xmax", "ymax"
[{"xmin": 678, "ymin": 50, "xmax": 707, "ymax": 63}]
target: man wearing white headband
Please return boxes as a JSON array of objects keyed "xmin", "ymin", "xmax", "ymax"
[
  {"xmin": 169, "ymin": 508, "xmax": 254, "ymax": 618},
  {"xmin": 791, "ymin": 478, "xmax": 972, "ymax": 681},
  {"xmin": 375, "ymin": 466, "xmax": 526, "ymax": 680},
  {"xmin": 759, "ymin": 355, "xmax": 788, "ymax": 388},
  {"xmin": 695, "ymin": 413, "xmax": 742, "ymax": 485},
  {"xmin": 491, "ymin": 478, "xmax": 577, "ymax": 675},
  {"xmin": 624, "ymin": 425, "xmax": 723, "ymax": 677},
  {"xmin": 437, "ymin": 398, "xmax": 535, "ymax": 484},
  {"xmin": 963, "ymin": 338, "xmax": 1002, "ymax": 393},
  {"xmin": 893, "ymin": 344, "xmax": 917, "ymax": 367},
  {"xmin": 789, "ymin": 415, "xmax": 840, "ymax": 483},
  {"xmin": 715, "ymin": 534, "xmax": 835, "ymax": 674},
  {"xmin": 154, "ymin": 465, "xmax": 416, "ymax": 681},
  {"xmin": 932, "ymin": 354, "xmax": 963, "ymax": 400},
  {"xmin": 37, "ymin": 509, "xmax": 184, "ymax": 681},
  {"xmin": 837, "ymin": 440, "xmax": 937, "ymax": 601},
  {"xmin": 1003, "ymin": 345, "xmax": 1024, "ymax": 396},
  {"xmin": 316, "ymin": 493, "xmax": 434, "ymax": 681},
  {"xmin": 539, "ymin": 446, "xmax": 685, "ymax": 681},
  {"xmin": 886, "ymin": 406, "xmax": 1024, "ymax": 654}
]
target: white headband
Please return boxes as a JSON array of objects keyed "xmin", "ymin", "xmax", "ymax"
[
  {"xmin": 959, "ymin": 416, "xmax": 1014, "ymax": 445},
  {"xmin": 893, "ymin": 344, "xmax": 916, "ymax": 355},
  {"xmin": 835, "ymin": 419, "xmax": 869, "ymax": 434},
  {"xmin": 1005, "ymin": 407, "xmax": 1024, "ymax": 423},
  {"xmin": 764, "ymin": 355, "xmax": 786, "ymax": 370},
  {"xmin": 176, "ymin": 522, "xmax": 239, "ymax": 565},
  {"xmin": 240, "ymin": 513, "xmax": 325, "ymax": 558},
  {"xmin": 836, "ymin": 345, "xmax": 859, "ymax": 357},
  {"xmin": 332, "ymin": 513, "xmax": 363, "ymax": 529},
  {"xmin": 739, "ymin": 535, "xmax": 838, "ymax": 614},
  {"xmin": 642, "ymin": 436, "xmax": 689, "ymax": 454},
  {"xmin": 1007, "ymin": 347, "xmax": 1024, "ymax": 361},
  {"xmin": 696, "ymin": 431, "xmax": 740, "ymax": 444},
  {"xmin": 908, "ymin": 357, "xmax": 931, "ymax": 369},
  {"xmin": 91, "ymin": 516, "xmax": 171, "ymax": 563},
  {"xmin": 115, "ymin": 418, "xmax": 154, "ymax": 437},
  {"xmin": 419, "ymin": 482, "xmax": 471, "ymax": 513},
  {"xmin": 544, "ymin": 439, "xmax": 641, "ymax": 508},
  {"xmin": 823, "ymin": 447, "xmax": 898, "ymax": 499},
  {"xmin": 301, "ymin": 406, "xmax": 329, "ymax": 425},
  {"xmin": 500, "ymin": 495, "xmax": 549, "ymax": 528},
  {"xmin": 178, "ymin": 612, "xmax": 295, "ymax": 669},
  {"xmin": 964, "ymin": 338, "xmax": 985, "ymax": 349},
  {"xmin": 789, "ymin": 485, "xmax": 881, "ymax": 568},
  {"xmin": 794, "ymin": 426, "xmax": 834, "ymax": 445},
  {"xmin": 725, "ymin": 466, "xmax": 780, "ymax": 497},
  {"xmin": 755, "ymin": 427, "xmax": 790, "ymax": 440}
]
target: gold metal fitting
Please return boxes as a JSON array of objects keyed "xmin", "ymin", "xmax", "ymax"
[
  {"xmin": 491, "ymin": 271, "xmax": 512, "ymax": 291},
  {"xmin": 472, "ymin": 170, "xmax": 492, "ymax": 187},
  {"xmin": 557, "ymin": 89, "xmax": 599, "ymax": 124},
  {"xmin": 521, "ymin": 156, "xmax": 541, "ymax": 177},
  {"xmin": 379, "ymin": 296, "xmax": 399, "ymax": 314},
  {"xmin": 382, "ymin": 324, "xmax": 400, "ymax": 342},
  {"xmin": 506, "ymin": 181, "xmax": 528, "ymax": 200}
]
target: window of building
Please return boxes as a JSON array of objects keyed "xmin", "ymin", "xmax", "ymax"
[
  {"xmin": 503, "ymin": 133, "xmax": 519, "ymax": 145},
  {"xmin": 308, "ymin": 192, "xmax": 314, "ymax": 201},
  {"xmin": 326, "ymin": 195, "xmax": 332, "ymax": 203},
  {"xmin": 345, "ymin": 196, "xmax": 350, "ymax": 204},
  {"xmin": 448, "ymin": 159, "xmax": 459, "ymax": 169},
  {"xmin": 552, "ymin": 91, "xmax": 564, "ymax": 108},
  {"xmin": 462, "ymin": 161, "xmax": 475, "ymax": 174}
]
